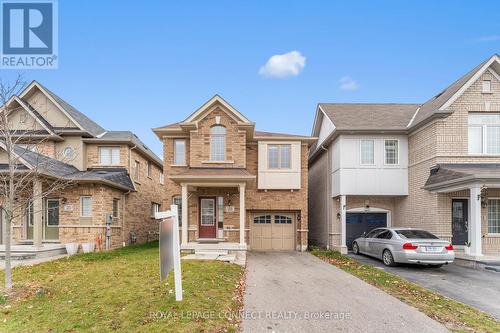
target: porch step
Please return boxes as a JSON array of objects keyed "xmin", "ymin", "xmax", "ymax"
[
  {"xmin": 0, "ymin": 253, "xmax": 36, "ymax": 260},
  {"xmin": 194, "ymin": 249, "xmax": 229, "ymax": 256},
  {"xmin": 0, "ymin": 244, "xmax": 67, "ymax": 261}
]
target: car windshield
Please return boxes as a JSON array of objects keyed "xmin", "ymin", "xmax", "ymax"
[{"xmin": 395, "ymin": 230, "xmax": 439, "ymax": 239}]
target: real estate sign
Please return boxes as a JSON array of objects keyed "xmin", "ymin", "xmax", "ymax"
[{"xmin": 156, "ymin": 205, "xmax": 182, "ymax": 301}]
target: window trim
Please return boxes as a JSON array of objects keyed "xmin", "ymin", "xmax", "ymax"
[
  {"xmin": 267, "ymin": 144, "xmax": 292, "ymax": 169},
  {"xmin": 383, "ymin": 139, "xmax": 399, "ymax": 165},
  {"xmin": 359, "ymin": 139, "xmax": 375, "ymax": 165},
  {"xmin": 468, "ymin": 114, "xmax": 500, "ymax": 156},
  {"xmin": 482, "ymin": 80, "xmax": 492, "ymax": 93},
  {"xmin": 112, "ymin": 198, "xmax": 120, "ymax": 219},
  {"xmin": 151, "ymin": 202, "xmax": 161, "ymax": 218},
  {"xmin": 133, "ymin": 160, "xmax": 140, "ymax": 181},
  {"xmin": 159, "ymin": 171, "xmax": 164, "ymax": 185},
  {"xmin": 98, "ymin": 146, "xmax": 121, "ymax": 165},
  {"xmin": 173, "ymin": 139, "xmax": 186, "ymax": 165},
  {"xmin": 147, "ymin": 161, "xmax": 152, "ymax": 178},
  {"xmin": 210, "ymin": 125, "xmax": 226, "ymax": 162},
  {"xmin": 487, "ymin": 198, "xmax": 500, "ymax": 234},
  {"xmin": 80, "ymin": 196, "xmax": 92, "ymax": 218}
]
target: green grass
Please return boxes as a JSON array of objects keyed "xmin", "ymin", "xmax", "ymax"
[
  {"xmin": 0, "ymin": 242, "xmax": 244, "ymax": 333},
  {"xmin": 310, "ymin": 248, "xmax": 500, "ymax": 333}
]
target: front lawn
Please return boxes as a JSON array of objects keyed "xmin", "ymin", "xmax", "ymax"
[
  {"xmin": 311, "ymin": 248, "xmax": 500, "ymax": 333},
  {"xmin": 0, "ymin": 242, "xmax": 245, "ymax": 332}
]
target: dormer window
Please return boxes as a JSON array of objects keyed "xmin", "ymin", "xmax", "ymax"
[
  {"xmin": 210, "ymin": 125, "xmax": 226, "ymax": 161},
  {"xmin": 482, "ymin": 80, "xmax": 492, "ymax": 93}
]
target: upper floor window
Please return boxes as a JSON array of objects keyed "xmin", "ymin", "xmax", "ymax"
[
  {"xmin": 482, "ymin": 80, "xmax": 492, "ymax": 93},
  {"xmin": 384, "ymin": 140, "xmax": 399, "ymax": 165},
  {"xmin": 268, "ymin": 144, "xmax": 291, "ymax": 169},
  {"xmin": 174, "ymin": 139, "xmax": 186, "ymax": 165},
  {"xmin": 99, "ymin": 146, "xmax": 120, "ymax": 165},
  {"xmin": 159, "ymin": 171, "xmax": 164, "ymax": 185},
  {"xmin": 151, "ymin": 202, "xmax": 161, "ymax": 218},
  {"xmin": 210, "ymin": 125, "xmax": 226, "ymax": 161},
  {"xmin": 469, "ymin": 114, "xmax": 500, "ymax": 154},
  {"xmin": 360, "ymin": 140, "xmax": 374, "ymax": 165},
  {"xmin": 134, "ymin": 160, "xmax": 140, "ymax": 181}
]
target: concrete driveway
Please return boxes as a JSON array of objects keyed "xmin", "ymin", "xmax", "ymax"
[
  {"xmin": 349, "ymin": 253, "xmax": 500, "ymax": 320},
  {"xmin": 242, "ymin": 252, "xmax": 449, "ymax": 333}
]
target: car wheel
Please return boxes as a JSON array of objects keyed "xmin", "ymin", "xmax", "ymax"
[
  {"xmin": 382, "ymin": 249, "xmax": 396, "ymax": 267},
  {"xmin": 352, "ymin": 242, "xmax": 360, "ymax": 255}
]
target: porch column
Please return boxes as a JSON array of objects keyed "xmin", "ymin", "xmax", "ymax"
[
  {"xmin": 239, "ymin": 183, "xmax": 246, "ymax": 246},
  {"xmin": 32, "ymin": 179, "xmax": 43, "ymax": 248},
  {"xmin": 340, "ymin": 195, "xmax": 347, "ymax": 254},
  {"xmin": 468, "ymin": 185, "xmax": 483, "ymax": 257},
  {"xmin": 181, "ymin": 184, "xmax": 188, "ymax": 245}
]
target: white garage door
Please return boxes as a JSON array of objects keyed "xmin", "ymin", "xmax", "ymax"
[{"xmin": 251, "ymin": 213, "xmax": 295, "ymax": 251}]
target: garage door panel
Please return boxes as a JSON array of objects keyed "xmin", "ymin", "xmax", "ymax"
[
  {"xmin": 346, "ymin": 212, "xmax": 387, "ymax": 250},
  {"xmin": 251, "ymin": 213, "xmax": 295, "ymax": 251}
]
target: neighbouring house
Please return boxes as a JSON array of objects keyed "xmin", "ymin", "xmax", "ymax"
[
  {"xmin": 309, "ymin": 54, "xmax": 500, "ymax": 258},
  {"xmin": 153, "ymin": 95, "xmax": 315, "ymax": 251},
  {"xmin": 0, "ymin": 81, "xmax": 163, "ymax": 251}
]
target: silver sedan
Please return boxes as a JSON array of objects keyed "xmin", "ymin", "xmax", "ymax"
[{"xmin": 352, "ymin": 228, "xmax": 455, "ymax": 267}]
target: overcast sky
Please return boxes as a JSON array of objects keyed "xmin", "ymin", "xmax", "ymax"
[{"xmin": 3, "ymin": 0, "xmax": 500, "ymax": 157}]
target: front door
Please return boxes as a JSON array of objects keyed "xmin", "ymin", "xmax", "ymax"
[
  {"xmin": 199, "ymin": 198, "xmax": 216, "ymax": 238},
  {"xmin": 44, "ymin": 199, "xmax": 60, "ymax": 240},
  {"xmin": 452, "ymin": 199, "xmax": 468, "ymax": 245}
]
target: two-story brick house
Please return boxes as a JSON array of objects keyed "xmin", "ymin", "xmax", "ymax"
[
  {"xmin": 0, "ymin": 81, "xmax": 163, "ymax": 250},
  {"xmin": 153, "ymin": 95, "xmax": 314, "ymax": 251},
  {"xmin": 309, "ymin": 54, "xmax": 500, "ymax": 259}
]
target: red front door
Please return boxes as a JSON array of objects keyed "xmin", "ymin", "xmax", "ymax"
[{"xmin": 199, "ymin": 197, "xmax": 217, "ymax": 238}]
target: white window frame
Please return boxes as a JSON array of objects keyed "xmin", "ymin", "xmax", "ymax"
[
  {"xmin": 80, "ymin": 196, "xmax": 92, "ymax": 218},
  {"xmin": 482, "ymin": 80, "xmax": 492, "ymax": 93},
  {"xmin": 159, "ymin": 171, "xmax": 164, "ymax": 185},
  {"xmin": 267, "ymin": 144, "xmax": 291, "ymax": 169},
  {"xmin": 147, "ymin": 161, "xmax": 152, "ymax": 178},
  {"xmin": 98, "ymin": 146, "xmax": 120, "ymax": 165},
  {"xmin": 487, "ymin": 198, "xmax": 500, "ymax": 234},
  {"xmin": 468, "ymin": 114, "xmax": 500, "ymax": 155},
  {"xmin": 210, "ymin": 125, "xmax": 226, "ymax": 162},
  {"xmin": 151, "ymin": 202, "xmax": 161, "ymax": 218},
  {"xmin": 383, "ymin": 139, "xmax": 399, "ymax": 165},
  {"xmin": 112, "ymin": 198, "xmax": 120, "ymax": 218},
  {"xmin": 173, "ymin": 139, "xmax": 186, "ymax": 165},
  {"xmin": 359, "ymin": 139, "xmax": 375, "ymax": 165},
  {"xmin": 134, "ymin": 160, "xmax": 140, "ymax": 181}
]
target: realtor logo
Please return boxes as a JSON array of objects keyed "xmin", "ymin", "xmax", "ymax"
[{"xmin": 1, "ymin": 0, "xmax": 58, "ymax": 69}]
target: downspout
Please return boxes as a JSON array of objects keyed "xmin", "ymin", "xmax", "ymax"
[
  {"xmin": 320, "ymin": 144, "xmax": 331, "ymax": 250},
  {"xmin": 125, "ymin": 145, "xmax": 137, "ymax": 246}
]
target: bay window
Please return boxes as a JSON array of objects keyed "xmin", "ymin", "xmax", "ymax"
[{"xmin": 468, "ymin": 114, "xmax": 500, "ymax": 155}]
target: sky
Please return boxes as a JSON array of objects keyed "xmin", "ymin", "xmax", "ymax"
[{"xmin": 2, "ymin": 0, "xmax": 500, "ymax": 157}]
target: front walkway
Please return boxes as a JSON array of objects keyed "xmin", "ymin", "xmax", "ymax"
[{"xmin": 242, "ymin": 252, "xmax": 448, "ymax": 333}]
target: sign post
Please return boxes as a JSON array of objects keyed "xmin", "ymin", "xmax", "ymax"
[{"xmin": 155, "ymin": 204, "xmax": 182, "ymax": 301}]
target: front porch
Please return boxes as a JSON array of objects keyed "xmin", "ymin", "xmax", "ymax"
[{"xmin": 425, "ymin": 164, "xmax": 500, "ymax": 258}]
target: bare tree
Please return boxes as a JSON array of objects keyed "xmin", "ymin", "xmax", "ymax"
[{"xmin": 0, "ymin": 75, "xmax": 77, "ymax": 291}]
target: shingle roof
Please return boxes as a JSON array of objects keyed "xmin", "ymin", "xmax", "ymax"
[
  {"xmin": 174, "ymin": 167, "xmax": 255, "ymax": 177},
  {"xmin": 411, "ymin": 56, "xmax": 493, "ymax": 129},
  {"xmin": 36, "ymin": 82, "xmax": 106, "ymax": 137},
  {"xmin": 254, "ymin": 130, "xmax": 311, "ymax": 138},
  {"xmin": 424, "ymin": 163, "xmax": 500, "ymax": 190},
  {"xmin": 319, "ymin": 103, "xmax": 420, "ymax": 130},
  {"xmin": 8, "ymin": 145, "xmax": 135, "ymax": 191}
]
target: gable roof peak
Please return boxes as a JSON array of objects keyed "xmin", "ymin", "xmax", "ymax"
[{"xmin": 183, "ymin": 94, "xmax": 252, "ymax": 124}]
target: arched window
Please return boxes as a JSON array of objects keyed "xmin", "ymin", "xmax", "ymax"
[{"xmin": 210, "ymin": 125, "xmax": 226, "ymax": 161}]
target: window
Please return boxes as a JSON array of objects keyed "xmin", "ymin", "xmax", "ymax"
[
  {"xmin": 134, "ymin": 161, "xmax": 140, "ymax": 181},
  {"xmin": 112, "ymin": 199, "xmax": 119, "ymax": 218},
  {"xmin": 253, "ymin": 215, "xmax": 271, "ymax": 224},
  {"xmin": 159, "ymin": 171, "xmax": 164, "ymax": 185},
  {"xmin": 26, "ymin": 199, "xmax": 33, "ymax": 226},
  {"xmin": 151, "ymin": 202, "xmax": 161, "ymax": 218},
  {"xmin": 63, "ymin": 147, "xmax": 75, "ymax": 160},
  {"xmin": 395, "ymin": 229, "xmax": 439, "ymax": 239},
  {"xmin": 482, "ymin": 80, "xmax": 492, "ymax": 93},
  {"xmin": 80, "ymin": 196, "xmax": 92, "ymax": 217},
  {"xmin": 217, "ymin": 196, "xmax": 224, "ymax": 223},
  {"xmin": 488, "ymin": 199, "xmax": 500, "ymax": 233},
  {"xmin": 360, "ymin": 140, "xmax": 374, "ymax": 165},
  {"xmin": 173, "ymin": 196, "xmax": 182, "ymax": 226},
  {"xmin": 268, "ymin": 144, "xmax": 291, "ymax": 169},
  {"xmin": 384, "ymin": 140, "xmax": 399, "ymax": 165},
  {"xmin": 468, "ymin": 114, "xmax": 500, "ymax": 154},
  {"xmin": 365, "ymin": 228, "xmax": 384, "ymax": 238},
  {"xmin": 147, "ymin": 161, "xmax": 152, "ymax": 178},
  {"xmin": 174, "ymin": 139, "xmax": 186, "ymax": 165},
  {"xmin": 210, "ymin": 125, "xmax": 226, "ymax": 161},
  {"xmin": 274, "ymin": 215, "xmax": 292, "ymax": 224},
  {"xmin": 99, "ymin": 146, "xmax": 120, "ymax": 165},
  {"xmin": 376, "ymin": 230, "xmax": 392, "ymax": 239}
]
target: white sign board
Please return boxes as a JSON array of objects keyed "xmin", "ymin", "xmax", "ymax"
[{"xmin": 156, "ymin": 205, "xmax": 182, "ymax": 301}]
